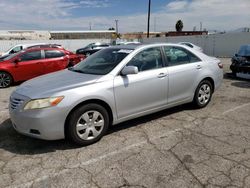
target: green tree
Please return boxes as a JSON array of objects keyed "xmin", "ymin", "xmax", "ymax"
[
  {"xmin": 175, "ymin": 20, "xmax": 183, "ymax": 32},
  {"xmin": 108, "ymin": 27, "xmax": 115, "ymax": 30}
]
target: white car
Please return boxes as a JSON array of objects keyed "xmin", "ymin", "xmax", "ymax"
[
  {"xmin": 179, "ymin": 42, "xmax": 203, "ymax": 52},
  {"xmin": 0, "ymin": 43, "xmax": 46, "ymax": 56},
  {"xmin": 9, "ymin": 43, "xmax": 223, "ymax": 146}
]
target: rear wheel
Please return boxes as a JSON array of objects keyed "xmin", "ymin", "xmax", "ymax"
[
  {"xmin": 66, "ymin": 103, "xmax": 109, "ymax": 146},
  {"xmin": 193, "ymin": 80, "xmax": 212, "ymax": 108},
  {"xmin": 0, "ymin": 71, "xmax": 13, "ymax": 88},
  {"xmin": 67, "ymin": 61, "xmax": 74, "ymax": 67}
]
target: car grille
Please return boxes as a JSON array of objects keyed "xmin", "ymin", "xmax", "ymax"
[{"xmin": 10, "ymin": 97, "xmax": 25, "ymax": 110}]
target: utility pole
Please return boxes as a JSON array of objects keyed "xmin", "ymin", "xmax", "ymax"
[
  {"xmin": 200, "ymin": 22, "xmax": 202, "ymax": 31},
  {"xmin": 115, "ymin": 19, "xmax": 119, "ymax": 34},
  {"xmin": 147, "ymin": 0, "xmax": 151, "ymax": 38}
]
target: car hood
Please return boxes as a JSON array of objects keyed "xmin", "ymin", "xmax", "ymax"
[{"xmin": 15, "ymin": 69, "xmax": 103, "ymax": 98}]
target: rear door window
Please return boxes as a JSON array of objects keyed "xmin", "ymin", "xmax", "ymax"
[
  {"xmin": 163, "ymin": 46, "xmax": 201, "ymax": 66},
  {"xmin": 45, "ymin": 50, "xmax": 65, "ymax": 59}
]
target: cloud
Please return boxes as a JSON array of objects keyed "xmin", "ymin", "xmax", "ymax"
[
  {"xmin": 166, "ymin": 0, "xmax": 188, "ymax": 11},
  {"xmin": 79, "ymin": 0, "xmax": 110, "ymax": 8},
  {"xmin": 0, "ymin": 0, "xmax": 249, "ymax": 32}
]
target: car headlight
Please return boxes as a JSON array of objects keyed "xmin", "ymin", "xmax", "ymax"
[{"xmin": 24, "ymin": 96, "xmax": 64, "ymax": 110}]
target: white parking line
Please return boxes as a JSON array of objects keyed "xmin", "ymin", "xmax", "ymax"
[{"xmin": 222, "ymin": 102, "xmax": 250, "ymax": 115}]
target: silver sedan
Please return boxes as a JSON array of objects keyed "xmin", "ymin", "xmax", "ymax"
[{"xmin": 9, "ymin": 43, "xmax": 223, "ymax": 145}]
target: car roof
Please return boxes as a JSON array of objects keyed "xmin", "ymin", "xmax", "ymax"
[
  {"xmin": 113, "ymin": 43, "xmax": 184, "ymax": 49},
  {"xmin": 109, "ymin": 44, "xmax": 141, "ymax": 50},
  {"xmin": 19, "ymin": 47, "xmax": 67, "ymax": 54}
]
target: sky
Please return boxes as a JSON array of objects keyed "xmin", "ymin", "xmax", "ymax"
[{"xmin": 0, "ymin": 0, "xmax": 249, "ymax": 33}]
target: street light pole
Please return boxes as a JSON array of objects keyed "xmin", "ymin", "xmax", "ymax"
[{"xmin": 147, "ymin": 0, "xmax": 151, "ymax": 38}]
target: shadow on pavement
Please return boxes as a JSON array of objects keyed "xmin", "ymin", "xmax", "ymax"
[
  {"xmin": 0, "ymin": 119, "xmax": 77, "ymax": 155},
  {"xmin": 224, "ymin": 73, "xmax": 250, "ymax": 82},
  {"xmin": 224, "ymin": 73, "xmax": 250, "ymax": 89},
  {"xmin": 231, "ymin": 81, "xmax": 250, "ymax": 89},
  {"xmin": 0, "ymin": 104, "xmax": 196, "ymax": 155}
]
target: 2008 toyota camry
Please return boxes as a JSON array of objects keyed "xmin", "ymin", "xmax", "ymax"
[{"xmin": 9, "ymin": 43, "xmax": 223, "ymax": 146}]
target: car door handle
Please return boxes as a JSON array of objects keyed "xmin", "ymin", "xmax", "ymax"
[
  {"xmin": 158, "ymin": 73, "xmax": 168, "ymax": 78},
  {"xmin": 196, "ymin": 65, "xmax": 202, "ymax": 70}
]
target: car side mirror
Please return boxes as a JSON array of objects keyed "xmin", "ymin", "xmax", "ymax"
[
  {"xmin": 14, "ymin": 58, "xmax": 21, "ymax": 64},
  {"xmin": 235, "ymin": 53, "xmax": 238, "ymax": 57},
  {"xmin": 121, "ymin": 66, "xmax": 138, "ymax": 76}
]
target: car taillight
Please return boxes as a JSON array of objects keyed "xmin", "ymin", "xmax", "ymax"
[{"xmin": 218, "ymin": 62, "xmax": 223, "ymax": 69}]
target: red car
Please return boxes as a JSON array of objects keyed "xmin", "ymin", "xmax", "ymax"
[{"xmin": 0, "ymin": 47, "xmax": 85, "ymax": 88}]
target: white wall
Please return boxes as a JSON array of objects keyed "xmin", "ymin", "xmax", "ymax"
[
  {"xmin": 0, "ymin": 39, "xmax": 111, "ymax": 53},
  {"xmin": 142, "ymin": 33, "xmax": 250, "ymax": 57}
]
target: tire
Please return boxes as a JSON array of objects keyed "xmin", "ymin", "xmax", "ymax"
[
  {"xmin": 193, "ymin": 80, "xmax": 213, "ymax": 108},
  {"xmin": 66, "ymin": 103, "xmax": 109, "ymax": 146},
  {"xmin": 67, "ymin": 61, "xmax": 74, "ymax": 68},
  {"xmin": 0, "ymin": 71, "xmax": 13, "ymax": 88},
  {"xmin": 232, "ymin": 70, "xmax": 237, "ymax": 77}
]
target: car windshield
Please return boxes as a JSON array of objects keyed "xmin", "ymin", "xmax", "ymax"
[
  {"xmin": 70, "ymin": 48, "xmax": 133, "ymax": 75},
  {"xmin": 238, "ymin": 45, "xmax": 250, "ymax": 56}
]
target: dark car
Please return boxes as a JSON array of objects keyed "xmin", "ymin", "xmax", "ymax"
[
  {"xmin": 76, "ymin": 42, "xmax": 110, "ymax": 56},
  {"xmin": 230, "ymin": 45, "xmax": 250, "ymax": 75}
]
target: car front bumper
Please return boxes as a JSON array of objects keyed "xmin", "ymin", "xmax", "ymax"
[
  {"xmin": 9, "ymin": 93, "xmax": 67, "ymax": 140},
  {"xmin": 230, "ymin": 62, "xmax": 250, "ymax": 74}
]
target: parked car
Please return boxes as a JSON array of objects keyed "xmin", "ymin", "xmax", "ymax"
[
  {"xmin": 9, "ymin": 43, "xmax": 223, "ymax": 146},
  {"xmin": 0, "ymin": 47, "xmax": 84, "ymax": 88},
  {"xmin": 0, "ymin": 43, "xmax": 47, "ymax": 57},
  {"xmin": 76, "ymin": 42, "xmax": 110, "ymax": 56},
  {"xmin": 230, "ymin": 45, "xmax": 250, "ymax": 75},
  {"xmin": 179, "ymin": 42, "xmax": 203, "ymax": 52}
]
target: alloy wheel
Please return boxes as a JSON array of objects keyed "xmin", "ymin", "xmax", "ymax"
[
  {"xmin": 198, "ymin": 84, "xmax": 211, "ymax": 105},
  {"xmin": 0, "ymin": 72, "xmax": 11, "ymax": 88}
]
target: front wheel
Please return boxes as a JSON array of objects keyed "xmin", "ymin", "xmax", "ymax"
[
  {"xmin": 66, "ymin": 103, "xmax": 109, "ymax": 146},
  {"xmin": 0, "ymin": 71, "xmax": 13, "ymax": 88},
  {"xmin": 193, "ymin": 80, "xmax": 213, "ymax": 108}
]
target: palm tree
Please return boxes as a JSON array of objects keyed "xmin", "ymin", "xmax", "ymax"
[{"xmin": 175, "ymin": 20, "xmax": 183, "ymax": 32}]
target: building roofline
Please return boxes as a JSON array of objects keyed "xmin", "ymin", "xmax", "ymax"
[{"xmin": 50, "ymin": 30, "xmax": 116, "ymax": 34}]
